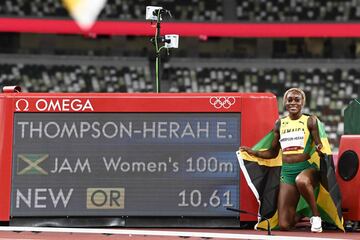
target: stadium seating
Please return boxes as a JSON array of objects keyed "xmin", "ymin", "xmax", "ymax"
[
  {"xmin": 2, "ymin": 0, "xmax": 360, "ymax": 22},
  {"xmin": 0, "ymin": 0, "xmax": 223, "ymax": 21},
  {"xmin": 236, "ymin": 0, "xmax": 360, "ymax": 21},
  {"xmin": 0, "ymin": 63, "xmax": 152, "ymax": 93}
]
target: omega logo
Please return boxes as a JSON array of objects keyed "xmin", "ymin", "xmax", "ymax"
[
  {"xmin": 15, "ymin": 98, "xmax": 94, "ymax": 112},
  {"xmin": 15, "ymin": 99, "xmax": 29, "ymax": 111}
]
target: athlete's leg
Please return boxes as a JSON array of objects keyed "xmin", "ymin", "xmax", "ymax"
[
  {"xmin": 278, "ymin": 183, "xmax": 300, "ymax": 230},
  {"xmin": 295, "ymin": 168, "xmax": 320, "ymax": 216}
]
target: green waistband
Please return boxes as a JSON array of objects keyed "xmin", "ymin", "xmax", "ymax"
[{"xmin": 282, "ymin": 160, "xmax": 311, "ymax": 169}]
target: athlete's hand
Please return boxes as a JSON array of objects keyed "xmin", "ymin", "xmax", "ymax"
[
  {"xmin": 239, "ymin": 146, "xmax": 256, "ymax": 156},
  {"xmin": 315, "ymin": 143, "xmax": 324, "ymax": 157}
]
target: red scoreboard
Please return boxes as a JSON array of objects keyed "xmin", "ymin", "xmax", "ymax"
[{"xmin": 0, "ymin": 90, "xmax": 278, "ymax": 226}]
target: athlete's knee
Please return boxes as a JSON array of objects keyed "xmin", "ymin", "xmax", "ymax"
[{"xmin": 295, "ymin": 176, "xmax": 312, "ymax": 189}]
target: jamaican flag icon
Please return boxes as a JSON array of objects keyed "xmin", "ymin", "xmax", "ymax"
[
  {"xmin": 237, "ymin": 118, "xmax": 344, "ymax": 231},
  {"xmin": 17, "ymin": 154, "xmax": 49, "ymax": 175}
]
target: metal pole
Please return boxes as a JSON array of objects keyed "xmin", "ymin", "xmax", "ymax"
[{"xmin": 155, "ymin": 11, "xmax": 161, "ymax": 93}]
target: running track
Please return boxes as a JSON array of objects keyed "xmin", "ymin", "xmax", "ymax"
[{"xmin": 0, "ymin": 227, "xmax": 359, "ymax": 240}]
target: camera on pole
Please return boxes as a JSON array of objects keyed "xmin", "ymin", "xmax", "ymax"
[
  {"xmin": 145, "ymin": 6, "xmax": 163, "ymax": 21},
  {"xmin": 146, "ymin": 6, "xmax": 179, "ymax": 93}
]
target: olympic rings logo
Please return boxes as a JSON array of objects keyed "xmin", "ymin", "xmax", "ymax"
[{"xmin": 209, "ymin": 97, "xmax": 236, "ymax": 109}]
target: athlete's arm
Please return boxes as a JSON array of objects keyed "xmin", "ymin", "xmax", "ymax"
[
  {"xmin": 308, "ymin": 115, "xmax": 323, "ymax": 153},
  {"xmin": 239, "ymin": 119, "xmax": 281, "ymax": 159}
]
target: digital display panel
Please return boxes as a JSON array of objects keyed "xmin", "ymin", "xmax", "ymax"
[{"xmin": 11, "ymin": 113, "xmax": 240, "ymax": 217}]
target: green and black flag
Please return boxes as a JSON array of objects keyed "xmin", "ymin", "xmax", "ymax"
[{"xmin": 237, "ymin": 118, "xmax": 344, "ymax": 231}]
